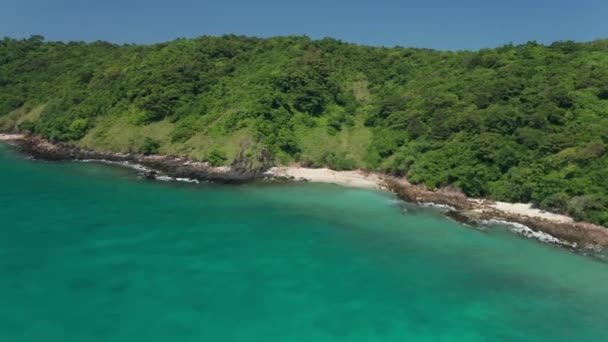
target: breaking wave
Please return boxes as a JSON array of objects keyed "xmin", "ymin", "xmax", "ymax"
[{"xmin": 482, "ymin": 219, "xmax": 577, "ymax": 248}]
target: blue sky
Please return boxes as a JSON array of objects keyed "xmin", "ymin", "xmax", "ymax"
[{"xmin": 1, "ymin": 0, "xmax": 606, "ymax": 50}]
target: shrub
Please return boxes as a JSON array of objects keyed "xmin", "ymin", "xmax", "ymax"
[
  {"xmin": 141, "ymin": 137, "xmax": 161, "ymax": 155},
  {"xmin": 68, "ymin": 118, "xmax": 89, "ymax": 140},
  {"xmin": 207, "ymin": 150, "xmax": 227, "ymax": 166}
]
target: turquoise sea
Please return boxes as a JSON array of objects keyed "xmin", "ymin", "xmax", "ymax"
[{"xmin": 1, "ymin": 143, "xmax": 607, "ymax": 341}]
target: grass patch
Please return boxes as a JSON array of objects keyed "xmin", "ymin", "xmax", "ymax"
[
  {"xmin": 0, "ymin": 104, "xmax": 45, "ymax": 131},
  {"xmin": 296, "ymin": 120, "xmax": 371, "ymax": 168},
  {"xmin": 181, "ymin": 128, "xmax": 254, "ymax": 162},
  {"xmin": 352, "ymin": 77, "xmax": 371, "ymax": 104},
  {"xmin": 79, "ymin": 118, "xmax": 174, "ymax": 153}
]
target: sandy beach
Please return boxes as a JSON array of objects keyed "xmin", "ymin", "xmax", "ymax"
[
  {"xmin": 265, "ymin": 166, "xmax": 384, "ymax": 190},
  {"xmin": 0, "ymin": 134, "xmax": 25, "ymax": 141},
  {"xmin": 487, "ymin": 201, "xmax": 574, "ymax": 224}
]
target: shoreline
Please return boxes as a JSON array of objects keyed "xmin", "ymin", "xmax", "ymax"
[
  {"xmin": 2, "ymin": 133, "xmax": 607, "ymax": 249},
  {"xmin": 0, "ymin": 134, "xmax": 270, "ymax": 183},
  {"xmin": 266, "ymin": 167, "xmax": 608, "ymax": 249}
]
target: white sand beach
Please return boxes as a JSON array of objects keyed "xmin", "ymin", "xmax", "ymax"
[
  {"xmin": 265, "ymin": 166, "xmax": 384, "ymax": 190},
  {"xmin": 486, "ymin": 201, "xmax": 574, "ymax": 224},
  {"xmin": 0, "ymin": 134, "xmax": 25, "ymax": 141}
]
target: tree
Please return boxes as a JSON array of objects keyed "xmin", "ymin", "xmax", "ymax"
[
  {"xmin": 207, "ymin": 150, "xmax": 227, "ymax": 166},
  {"xmin": 142, "ymin": 138, "xmax": 160, "ymax": 155}
]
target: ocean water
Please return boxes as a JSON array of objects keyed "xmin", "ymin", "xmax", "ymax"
[{"xmin": 1, "ymin": 143, "xmax": 607, "ymax": 342}]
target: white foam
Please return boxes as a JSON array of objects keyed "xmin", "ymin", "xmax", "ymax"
[
  {"xmin": 155, "ymin": 175, "xmax": 173, "ymax": 182},
  {"xmin": 418, "ymin": 202, "xmax": 456, "ymax": 211},
  {"xmin": 79, "ymin": 159, "xmax": 152, "ymax": 173},
  {"xmin": 175, "ymin": 177, "xmax": 200, "ymax": 184},
  {"xmin": 78, "ymin": 159, "xmax": 203, "ymax": 184},
  {"xmin": 155, "ymin": 175, "xmax": 200, "ymax": 184},
  {"xmin": 482, "ymin": 219, "xmax": 577, "ymax": 248},
  {"xmin": 583, "ymin": 244, "xmax": 603, "ymax": 253}
]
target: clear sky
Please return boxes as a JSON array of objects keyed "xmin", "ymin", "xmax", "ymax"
[{"xmin": 1, "ymin": 0, "xmax": 607, "ymax": 50}]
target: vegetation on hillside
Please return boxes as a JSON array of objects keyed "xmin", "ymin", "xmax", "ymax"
[{"xmin": 1, "ymin": 35, "xmax": 608, "ymax": 224}]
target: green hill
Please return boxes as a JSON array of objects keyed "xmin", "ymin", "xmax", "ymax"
[{"xmin": 1, "ymin": 35, "xmax": 608, "ymax": 224}]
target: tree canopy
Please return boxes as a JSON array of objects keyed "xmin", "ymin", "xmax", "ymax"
[{"xmin": 1, "ymin": 35, "xmax": 607, "ymax": 224}]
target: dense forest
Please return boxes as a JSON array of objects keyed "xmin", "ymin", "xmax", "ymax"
[{"xmin": 1, "ymin": 35, "xmax": 607, "ymax": 224}]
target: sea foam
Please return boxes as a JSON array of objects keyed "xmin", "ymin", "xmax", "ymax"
[
  {"xmin": 156, "ymin": 175, "xmax": 200, "ymax": 184},
  {"xmin": 482, "ymin": 219, "xmax": 577, "ymax": 248},
  {"xmin": 79, "ymin": 159, "xmax": 152, "ymax": 173}
]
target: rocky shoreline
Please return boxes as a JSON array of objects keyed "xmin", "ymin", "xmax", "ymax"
[
  {"xmin": 381, "ymin": 177, "xmax": 608, "ymax": 250},
  {"xmin": 3, "ymin": 134, "xmax": 273, "ymax": 183},
  {"xmin": 2, "ymin": 133, "xmax": 608, "ymax": 251}
]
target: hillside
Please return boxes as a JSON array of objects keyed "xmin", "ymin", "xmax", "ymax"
[{"xmin": 1, "ymin": 35, "xmax": 607, "ymax": 224}]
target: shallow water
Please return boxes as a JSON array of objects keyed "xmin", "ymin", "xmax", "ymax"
[{"xmin": 1, "ymin": 144, "xmax": 607, "ymax": 341}]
